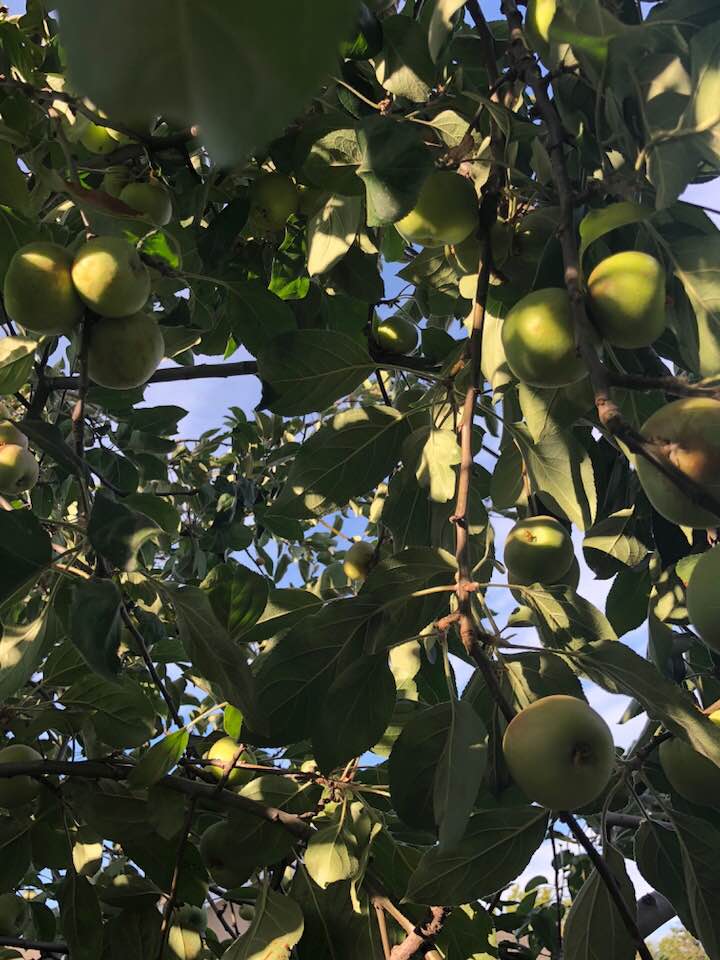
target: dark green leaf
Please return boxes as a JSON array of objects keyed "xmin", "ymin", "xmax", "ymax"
[
  {"xmin": 69, "ymin": 579, "xmax": 122, "ymax": 680},
  {"xmin": 312, "ymin": 654, "xmax": 396, "ymax": 773},
  {"xmin": 200, "ymin": 563, "xmax": 269, "ymax": 641},
  {"xmin": 223, "ymin": 887, "xmax": 304, "ymax": 959},
  {"xmin": 0, "ymin": 818, "xmax": 31, "ymax": 894},
  {"xmin": 59, "ymin": 873, "xmax": 103, "ymax": 960},
  {"xmin": 128, "ymin": 730, "xmax": 189, "ymax": 789},
  {"xmin": 88, "ymin": 492, "xmax": 160, "ymax": 572},
  {"xmin": 563, "ymin": 844, "xmax": 636, "ymax": 960},
  {"xmin": 434, "ymin": 700, "xmax": 487, "ymax": 851},
  {"xmin": 0, "ymin": 508, "xmax": 51, "ymax": 605}
]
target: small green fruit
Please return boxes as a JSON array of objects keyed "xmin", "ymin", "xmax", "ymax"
[
  {"xmin": 343, "ymin": 541, "xmax": 374, "ymax": 581},
  {"xmin": 174, "ymin": 904, "xmax": 208, "ymax": 933},
  {"xmin": 250, "ymin": 173, "xmax": 299, "ymax": 230},
  {"xmin": 238, "ymin": 904, "xmax": 255, "ymax": 922},
  {"xmin": 0, "ymin": 892, "xmax": 25, "ymax": 935},
  {"xmin": 588, "ymin": 251, "xmax": 665, "ymax": 349},
  {"xmin": 504, "ymin": 516, "xmax": 574, "ymax": 585},
  {"xmin": 119, "ymin": 181, "xmax": 173, "ymax": 226},
  {"xmin": 165, "ymin": 924, "xmax": 203, "ymax": 960},
  {"xmin": 686, "ymin": 547, "xmax": 720, "ymax": 652},
  {"xmin": 502, "ymin": 288, "xmax": 586, "ymax": 387},
  {"xmin": 72, "ymin": 237, "xmax": 151, "ymax": 318},
  {"xmin": 396, "ymin": 172, "xmax": 478, "ymax": 248},
  {"xmin": 503, "ymin": 695, "xmax": 615, "ymax": 810},
  {"xmin": 636, "ymin": 398, "xmax": 720, "ymax": 529},
  {"xmin": 102, "ymin": 164, "xmax": 131, "ymax": 198},
  {"xmin": 4, "ymin": 242, "xmax": 84, "ymax": 336},
  {"xmin": 373, "ymin": 316, "xmax": 418, "ymax": 355},
  {"xmin": 0, "ymin": 444, "xmax": 38, "ymax": 496},
  {"xmin": 659, "ymin": 737, "xmax": 720, "ymax": 807},
  {"xmin": 0, "ymin": 421, "xmax": 28, "ymax": 449},
  {"xmin": 203, "ymin": 736, "xmax": 246, "ymax": 787},
  {"xmin": 0, "ymin": 743, "xmax": 43, "ymax": 808},
  {"xmin": 199, "ymin": 821, "xmax": 252, "ymax": 889},
  {"xmin": 80, "ymin": 122, "xmax": 118, "ymax": 155},
  {"xmin": 87, "ymin": 313, "xmax": 164, "ymax": 390}
]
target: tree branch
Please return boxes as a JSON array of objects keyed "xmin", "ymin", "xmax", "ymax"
[
  {"xmin": 606, "ymin": 369, "xmax": 720, "ymax": 401},
  {"xmin": 121, "ymin": 604, "xmax": 184, "ymax": 729},
  {"xmin": 560, "ymin": 813, "xmax": 654, "ymax": 960},
  {"xmin": 157, "ymin": 798, "xmax": 197, "ymax": 960},
  {"xmin": 0, "ymin": 937, "xmax": 67, "ymax": 956},
  {"xmin": 388, "ymin": 907, "xmax": 449, "ymax": 960},
  {"xmin": 0, "ymin": 759, "xmax": 312, "ymax": 839},
  {"xmin": 46, "ymin": 360, "xmax": 259, "ymax": 391}
]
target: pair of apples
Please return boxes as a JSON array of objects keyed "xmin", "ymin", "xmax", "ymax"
[{"xmin": 4, "ymin": 236, "xmax": 164, "ymax": 391}]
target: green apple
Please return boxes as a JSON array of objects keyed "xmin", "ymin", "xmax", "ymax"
[
  {"xmin": 0, "ymin": 892, "xmax": 25, "ymax": 936},
  {"xmin": 119, "ymin": 181, "xmax": 173, "ymax": 226},
  {"xmin": 80, "ymin": 121, "xmax": 118, "ymax": 155},
  {"xmin": 343, "ymin": 541, "xmax": 375, "ymax": 581},
  {"xmin": 102, "ymin": 164, "xmax": 131, "ymax": 198},
  {"xmin": 373, "ymin": 316, "xmax": 419, "ymax": 355},
  {"xmin": 502, "ymin": 287, "xmax": 586, "ymax": 387},
  {"xmin": 199, "ymin": 821, "xmax": 253, "ymax": 889},
  {"xmin": 0, "ymin": 444, "xmax": 39, "ymax": 496},
  {"xmin": 71, "ymin": 237, "xmax": 151, "ymax": 318},
  {"xmin": 87, "ymin": 313, "xmax": 164, "ymax": 389},
  {"xmin": 4, "ymin": 242, "xmax": 84, "ymax": 335},
  {"xmin": 0, "ymin": 743, "xmax": 43, "ymax": 808},
  {"xmin": 636, "ymin": 398, "xmax": 720, "ymax": 529},
  {"xmin": 396, "ymin": 171, "xmax": 478, "ymax": 248},
  {"xmin": 250, "ymin": 173, "xmax": 299, "ymax": 230},
  {"xmin": 0, "ymin": 421, "xmax": 28, "ymax": 449},
  {"xmin": 504, "ymin": 516, "xmax": 574, "ymax": 585},
  {"xmin": 174, "ymin": 904, "xmax": 208, "ymax": 933},
  {"xmin": 686, "ymin": 547, "xmax": 720, "ymax": 652},
  {"xmin": 165, "ymin": 924, "xmax": 203, "ymax": 960},
  {"xmin": 203, "ymin": 736, "xmax": 247, "ymax": 787},
  {"xmin": 659, "ymin": 737, "xmax": 720, "ymax": 807},
  {"xmin": 503, "ymin": 695, "xmax": 615, "ymax": 810},
  {"xmin": 588, "ymin": 251, "xmax": 666, "ymax": 349}
]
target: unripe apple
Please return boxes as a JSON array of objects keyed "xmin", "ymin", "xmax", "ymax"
[
  {"xmin": 636, "ymin": 398, "xmax": 720, "ymax": 529},
  {"xmin": 396, "ymin": 171, "xmax": 478, "ymax": 248},
  {"xmin": 0, "ymin": 892, "xmax": 25, "ymax": 935},
  {"xmin": 659, "ymin": 737, "xmax": 720, "ymax": 807},
  {"xmin": 373, "ymin": 316, "xmax": 419, "ymax": 355},
  {"xmin": 87, "ymin": 313, "xmax": 164, "ymax": 390},
  {"xmin": 503, "ymin": 695, "xmax": 615, "ymax": 810},
  {"xmin": 587, "ymin": 251, "xmax": 665, "ymax": 349},
  {"xmin": 174, "ymin": 904, "xmax": 208, "ymax": 933},
  {"xmin": 71, "ymin": 237, "xmax": 151, "ymax": 318},
  {"xmin": 102, "ymin": 164, "xmax": 131, "ymax": 198},
  {"xmin": 343, "ymin": 541, "xmax": 374, "ymax": 581},
  {"xmin": 238, "ymin": 904, "xmax": 255, "ymax": 922},
  {"xmin": 502, "ymin": 288, "xmax": 586, "ymax": 387},
  {"xmin": 686, "ymin": 547, "xmax": 720, "ymax": 652},
  {"xmin": 199, "ymin": 821, "xmax": 252, "ymax": 889},
  {"xmin": 80, "ymin": 121, "xmax": 118, "ymax": 155},
  {"xmin": 119, "ymin": 181, "xmax": 173, "ymax": 226},
  {"xmin": 203, "ymin": 736, "xmax": 246, "ymax": 787},
  {"xmin": 0, "ymin": 444, "xmax": 39, "ymax": 496},
  {"xmin": 250, "ymin": 173, "xmax": 299, "ymax": 231},
  {"xmin": 0, "ymin": 743, "xmax": 43, "ymax": 808},
  {"xmin": 504, "ymin": 515, "xmax": 574, "ymax": 585},
  {"xmin": 165, "ymin": 924, "xmax": 202, "ymax": 960},
  {"xmin": 0, "ymin": 420, "xmax": 28, "ymax": 449},
  {"xmin": 4, "ymin": 242, "xmax": 84, "ymax": 336}
]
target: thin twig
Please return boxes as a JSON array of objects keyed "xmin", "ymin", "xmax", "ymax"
[
  {"xmin": 71, "ymin": 317, "xmax": 92, "ymax": 518},
  {"xmin": 560, "ymin": 813, "xmax": 653, "ymax": 960},
  {"xmin": 157, "ymin": 798, "xmax": 197, "ymax": 960},
  {"xmin": 373, "ymin": 899, "xmax": 393, "ymax": 960},
  {"xmin": 550, "ymin": 826, "xmax": 563, "ymax": 958},
  {"xmin": 121, "ymin": 604, "xmax": 184, "ymax": 729}
]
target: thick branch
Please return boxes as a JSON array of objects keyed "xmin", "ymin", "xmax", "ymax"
[
  {"xmin": 0, "ymin": 759, "xmax": 312, "ymax": 839},
  {"xmin": 561, "ymin": 813, "xmax": 653, "ymax": 960},
  {"xmin": 389, "ymin": 907, "xmax": 449, "ymax": 960},
  {"xmin": 0, "ymin": 936, "xmax": 67, "ymax": 955},
  {"xmin": 46, "ymin": 360, "xmax": 259, "ymax": 391},
  {"xmin": 606, "ymin": 369, "xmax": 720, "ymax": 401}
]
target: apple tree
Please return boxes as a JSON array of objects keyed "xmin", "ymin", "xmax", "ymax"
[{"xmin": 0, "ymin": 0, "xmax": 718, "ymax": 958}]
